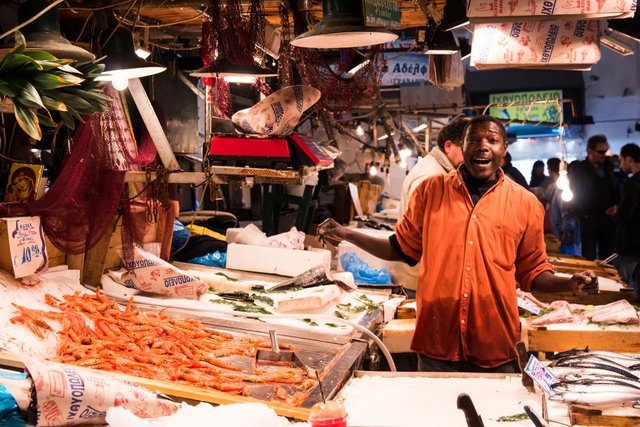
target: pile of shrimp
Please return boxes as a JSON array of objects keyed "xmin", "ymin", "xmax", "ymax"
[{"xmin": 10, "ymin": 290, "xmax": 315, "ymax": 406}]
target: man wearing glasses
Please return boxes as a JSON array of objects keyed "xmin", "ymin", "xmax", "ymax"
[{"xmin": 569, "ymin": 135, "xmax": 619, "ymax": 260}]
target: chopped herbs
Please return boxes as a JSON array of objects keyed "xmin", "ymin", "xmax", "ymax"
[
  {"xmin": 325, "ymin": 323, "xmax": 340, "ymax": 328},
  {"xmin": 233, "ymin": 304, "xmax": 271, "ymax": 314},
  {"xmin": 302, "ymin": 318, "xmax": 319, "ymax": 327},
  {"xmin": 336, "ymin": 303, "xmax": 367, "ymax": 314},
  {"xmin": 214, "ymin": 272, "xmax": 238, "ymax": 282},
  {"xmin": 252, "ymin": 295, "xmax": 274, "ymax": 306},
  {"xmin": 496, "ymin": 413, "xmax": 529, "ymax": 422},
  {"xmin": 210, "ymin": 299, "xmax": 235, "ymax": 306},
  {"xmin": 334, "ymin": 310, "xmax": 348, "ymax": 319}
]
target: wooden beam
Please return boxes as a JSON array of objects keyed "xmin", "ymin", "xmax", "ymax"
[
  {"xmin": 400, "ymin": 119, "xmax": 427, "ymax": 157},
  {"xmin": 127, "ymin": 78, "xmax": 180, "ymax": 171},
  {"xmin": 82, "ymin": 217, "xmax": 118, "ymax": 286}
]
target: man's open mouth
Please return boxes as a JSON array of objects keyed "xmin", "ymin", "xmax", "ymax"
[{"xmin": 473, "ymin": 158, "xmax": 491, "ymax": 165}]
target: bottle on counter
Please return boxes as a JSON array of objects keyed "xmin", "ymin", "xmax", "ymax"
[{"xmin": 309, "ymin": 399, "xmax": 347, "ymax": 427}]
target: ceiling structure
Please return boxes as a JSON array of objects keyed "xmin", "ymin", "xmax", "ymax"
[{"xmin": 52, "ymin": 0, "xmax": 441, "ymax": 56}]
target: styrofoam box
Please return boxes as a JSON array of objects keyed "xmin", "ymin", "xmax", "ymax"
[{"xmin": 226, "ymin": 243, "xmax": 331, "ymax": 277}]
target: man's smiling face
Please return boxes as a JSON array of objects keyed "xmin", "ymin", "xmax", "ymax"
[{"xmin": 462, "ymin": 120, "xmax": 508, "ymax": 181}]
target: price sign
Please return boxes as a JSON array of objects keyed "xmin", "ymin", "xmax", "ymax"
[{"xmin": 5, "ymin": 216, "xmax": 48, "ymax": 278}]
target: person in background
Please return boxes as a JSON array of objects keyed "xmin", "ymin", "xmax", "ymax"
[
  {"xmin": 317, "ymin": 115, "xmax": 597, "ymax": 373},
  {"xmin": 530, "ymin": 160, "xmax": 551, "ymax": 188},
  {"xmin": 399, "ymin": 118, "xmax": 468, "ymax": 217},
  {"xmin": 396, "ymin": 118, "xmax": 468, "ymax": 295},
  {"xmin": 500, "ymin": 152, "xmax": 529, "ymax": 189},
  {"xmin": 613, "ymin": 143, "xmax": 640, "ymax": 301},
  {"xmin": 546, "ymin": 158, "xmax": 581, "ymax": 255},
  {"xmin": 569, "ymin": 134, "xmax": 619, "ymax": 260}
]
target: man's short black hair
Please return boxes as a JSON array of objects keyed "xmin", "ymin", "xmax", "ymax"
[
  {"xmin": 436, "ymin": 118, "xmax": 469, "ymax": 151},
  {"xmin": 463, "ymin": 115, "xmax": 507, "ymax": 143},
  {"xmin": 547, "ymin": 157, "xmax": 561, "ymax": 174},
  {"xmin": 533, "ymin": 160, "xmax": 545, "ymax": 168},
  {"xmin": 587, "ymin": 134, "xmax": 608, "ymax": 151},
  {"xmin": 620, "ymin": 143, "xmax": 640, "ymax": 163}
]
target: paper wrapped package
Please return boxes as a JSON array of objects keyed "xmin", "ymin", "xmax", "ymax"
[
  {"xmin": 471, "ymin": 20, "xmax": 601, "ymax": 69},
  {"xmin": 468, "ymin": 0, "xmax": 636, "ymax": 21},
  {"xmin": 232, "ymin": 85, "xmax": 321, "ymax": 136},
  {"xmin": 116, "ymin": 246, "xmax": 207, "ymax": 299},
  {"xmin": 24, "ymin": 357, "xmax": 179, "ymax": 426}
]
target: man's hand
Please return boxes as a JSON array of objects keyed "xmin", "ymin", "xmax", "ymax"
[
  {"xmin": 316, "ymin": 218, "xmax": 349, "ymax": 247},
  {"xmin": 569, "ymin": 270, "xmax": 599, "ymax": 295}
]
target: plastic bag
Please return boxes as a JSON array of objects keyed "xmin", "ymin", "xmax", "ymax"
[
  {"xmin": 339, "ymin": 252, "xmax": 392, "ymax": 285},
  {"xmin": 172, "ymin": 220, "xmax": 191, "ymax": 252},
  {"xmin": 187, "ymin": 251, "xmax": 227, "ymax": 268}
]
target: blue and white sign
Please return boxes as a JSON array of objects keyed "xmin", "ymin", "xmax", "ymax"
[
  {"xmin": 381, "ymin": 52, "xmax": 430, "ymax": 87},
  {"xmin": 5, "ymin": 216, "xmax": 48, "ymax": 278}
]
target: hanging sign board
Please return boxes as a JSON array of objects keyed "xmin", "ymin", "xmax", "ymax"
[
  {"xmin": 489, "ymin": 90, "xmax": 563, "ymax": 123},
  {"xmin": 363, "ymin": 0, "xmax": 402, "ymax": 30},
  {"xmin": 471, "ymin": 21, "xmax": 601, "ymax": 69},
  {"xmin": 381, "ymin": 53, "xmax": 429, "ymax": 86},
  {"xmin": 467, "ymin": 0, "xmax": 636, "ymax": 21},
  {"xmin": 1, "ymin": 216, "xmax": 48, "ymax": 278}
]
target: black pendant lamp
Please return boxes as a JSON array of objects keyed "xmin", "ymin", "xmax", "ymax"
[
  {"xmin": 290, "ymin": 0, "xmax": 398, "ymax": 49},
  {"xmin": 4, "ymin": 0, "xmax": 95, "ymax": 61},
  {"xmin": 190, "ymin": 61, "xmax": 278, "ymax": 82},
  {"xmin": 440, "ymin": 0, "xmax": 469, "ymax": 32},
  {"xmin": 96, "ymin": 27, "xmax": 166, "ymax": 90}
]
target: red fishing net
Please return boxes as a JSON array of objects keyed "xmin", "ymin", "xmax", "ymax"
[
  {"xmin": 278, "ymin": 4, "xmax": 386, "ymax": 114},
  {"xmin": 27, "ymin": 84, "xmax": 167, "ymax": 258},
  {"xmin": 27, "ymin": 114, "xmax": 126, "ymax": 255}
]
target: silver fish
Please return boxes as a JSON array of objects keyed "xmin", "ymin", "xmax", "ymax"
[
  {"xmin": 551, "ymin": 350, "xmax": 640, "ymax": 369},
  {"xmin": 551, "ymin": 361, "xmax": 640, "ymax": 381},
  {"xmin": 556, "ymin": 389, "xmax": 640, "ymax": 406}
]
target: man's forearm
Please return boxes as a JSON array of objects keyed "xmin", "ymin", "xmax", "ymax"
[
  {"xmin": 343, "ymin": 229, "xmax": 404, "ymax": 262},
  {"xmin": 531, "ymin": 270, "xmax": 574, "ymax": 293}
]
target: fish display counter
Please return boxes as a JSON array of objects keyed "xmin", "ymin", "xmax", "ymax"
[
  {"xmin": 0, "ymin": 265, "xmax": 395, "ymax": 421},
  {"xmin": 520, "ymin": 297, "xmax": 640, "ymax": 354}
]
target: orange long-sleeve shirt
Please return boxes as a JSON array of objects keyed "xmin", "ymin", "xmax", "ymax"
[{"xmin": 395, "ymin": 168, "xmax": 553, "ymax": 368}]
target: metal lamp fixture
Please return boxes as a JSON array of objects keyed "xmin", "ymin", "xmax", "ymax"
[
  {"xmin": 6, "ymin": 0, "xmax": 95, "ymax": 61},
  {"xmin": 96, "ymin": 27, "xmax": 166, "ymax": 90},
  {"xmin": 425, "ymin": 28, "xmax": 459, "ymax": 55},
  {"xmin": 190, "ymin": 61, "xmax": 277, "ymax": 83},
  {"xmin": 290, "ymin": 0, "xmax": 398, "ymax": 49},
  {"xmin": 459, "ymin": 38, "xmax": 472, "ymax": 60},
  {"xmin": 440, "ymin": 0, "xmax": 470, "ymax": 32}
]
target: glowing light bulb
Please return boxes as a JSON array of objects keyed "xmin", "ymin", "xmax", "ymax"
[
  {"xmin": 400, "ymin": 159, "xmax": 408, "ymax": 169},
  {"xmin": 561, "ymin": 187, "xmax": 573, "ymax": 202},
  {"xmin": 369, "ymin": 164, "xmax": 378, "ymax": 177},
  {"xmin": 356, "ymin": 125, "xmax": 365, "ymax": 136},
  {"xmin": 111, "ymin": 76, "xmax": 129, "ymax": 91},
  {"xmin": 556, "ymin": 170, "xmax": 569, "ymax": 190},
  {"xmin": 400, "ymin": 147, "xmax": 412, "ymax": 161}
]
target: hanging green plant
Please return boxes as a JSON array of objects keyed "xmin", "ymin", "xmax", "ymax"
[{"xmin": 0, "ymin": 31, "xmax": 110, "ymax": 140}]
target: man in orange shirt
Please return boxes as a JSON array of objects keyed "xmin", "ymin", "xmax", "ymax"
[{"xmin": 317, "ymin": 115, "xmax": 597, "ymax": 372}]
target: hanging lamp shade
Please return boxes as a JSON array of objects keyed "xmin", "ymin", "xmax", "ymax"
[
  {"xmin": 190, "ymin": 61, "xmax": 277, "ymax": 78},
  {"xmin": 440, "ymin": 0, "xmax": 469, "ymax": 32},
  {"xmin": 2, "ymin": 0, "xmax": 95, "ymax": 61},
  {"xmin": 96, "ymin": 27, "xmax": 166, "ymax": 81},
  {"xmin": 290, "ymin": 0, "xmax": 398, "ymax": 49},
  {"xmin": 425, "ymin": 28, "xmax": 459, "ymax": 55}
]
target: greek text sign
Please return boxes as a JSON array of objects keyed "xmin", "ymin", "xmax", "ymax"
[
  {"xmin": 5, "ymin": 216, "xmax": 48, "ymax": 278},
  {"xmin": 490, "ymin": 90, "xmax": 563, "ymax": 123}
]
